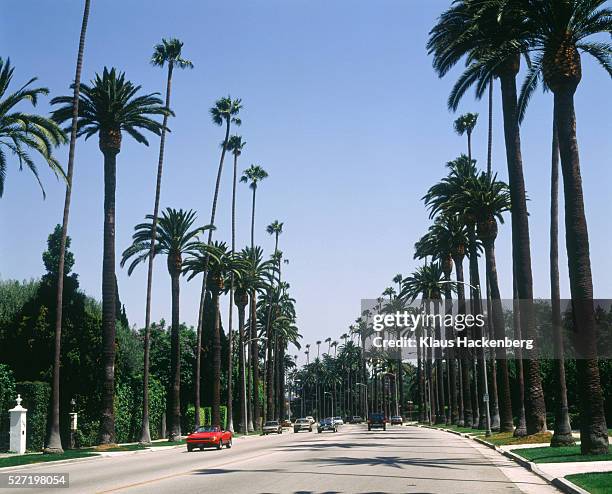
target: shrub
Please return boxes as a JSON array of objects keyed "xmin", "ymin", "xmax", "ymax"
[{"xmin": 15, "ymin": 381, "xmax": 50, "ymax": 452}]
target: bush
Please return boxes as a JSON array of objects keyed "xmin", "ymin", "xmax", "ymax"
[
  {"xmin": 16, "ymin": 381, "xmax": 50, "ymax": 452},
  {"xmin": 184, "ymin": 406, "xmax": 227, "ymax": 432}
]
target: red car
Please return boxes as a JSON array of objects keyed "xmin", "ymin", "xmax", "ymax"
[{"xmin": 186, "ymin": 425, "xmax": 233, "ymax": 451}]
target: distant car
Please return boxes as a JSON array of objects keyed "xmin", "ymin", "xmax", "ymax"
[
  {"xmin": 350, "ymin": 416, "xmax": 363, "ymax": 424},
  {"xmin": 281, "ymin": 419, "xmax": 293, "ymax": 428},
  {"xmin": 305, "ymin": 416, "xmax": 316, "ymax": 425},
  {"xmin": 186, "ymin": 425, "xmax": 232, "ymax": 451},
  {"xmin": 368, "ymin": 412, "xmax": 387, "ymax": 431},
  {"xmin": 390, "ymin": 415, "xmax": 403, "ymax": 425},
  {"xmin": 318, "ymin": 418, "xmax": 338, "ymax": 433},
  {"xmin": 262, "ymin": 420, "xmax": 283, "ymax": 435},
  {"xmin": 332, "ymin": 417, "xmax": 344, "ymax": 426},
  {"xmin": 294, "ymin": 418, "xmax": 313, "ymax": 433}
]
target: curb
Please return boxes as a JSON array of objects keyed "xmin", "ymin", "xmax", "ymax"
[{"xmin": 419, "ymin": 424, "xmax": 590, "ymax": 494}]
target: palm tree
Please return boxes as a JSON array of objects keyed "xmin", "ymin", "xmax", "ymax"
[
  {"xmin": 241, "ymin": 164, "xmax": 268, "ymax": 427},
  {"xmin": 186, "ymin": 242, "xmax": 245, "ymax": 428},
  {"xmin": 224, "ymin": 135, "xmax": 246, "ymax": 432},
  {"xmin": 0, "ymin": 58, "xmax": 66, "ymax": 198},
  {"xmin": 264, "ymin": 220, "xmax": 283, "ymax": 421},
  {"xmin": 194, "ymin": 96, "xmax": 242, "ymax": 428},
  {"xmin": 453, "ymin": 112, "xmax": 478, "ymax": 161},
  {"xmin": 447, "ymin": 172, "xmax": 514, "ymax": 432},
  {"xmin": 121, "ymin": 208, "xmax": 209, "ymax": 440},
  {"xmin": 128, "ymin": 37, "xmax": 193, "ymax": 444},
  {"xmin": 237, "ymin": 246, "xmax": 275, "ymax": 430},
  {"xmin": 518, "ymin": 0, "xmax": 611, "ymax": 455},
  {"xmin": 45, "ymin": 0, "xmax": 90, "ymax": 455},
  {"xmin": 428, "ymin": 0, "xmax": 547, "ymax": 434},
  {"xmin": 52, "ymin": 67, "xmax": 168, "ymax": 443}
]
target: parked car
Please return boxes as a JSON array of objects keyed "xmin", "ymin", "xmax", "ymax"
[
  {"xmin": 305, "ymin": 416, "xmax": 315, "ymax": 425},
  {"xmin": 332, "ymin": 416, "xmax": 344, "ymax": 426},
  {"xmin": 318, "ymin": 418, "xmax": 338, "ymax": 433},
  {"xmin": 186, "ymin": 425, "xmax": 232, "ymax": 451},
  {"xmin": 281, "ymin": 419, "xmax": 293, "ymax": 428},
  {"xmin": 263, "ymin": 420, "xmax": 283, "ymax": 435},
  {"xmin": 350, "ymin": 416, "xmax": 363, "ymax": 424},
  {"xmin": 294, "ymin": 418, "xmax": 313, "ymax": 433},
  {"xmin": 368, "ymin": 412, "xmax": 386, "ymax": 431},
  {"xmin": 390, "ymin": 415, "xmax": 403, "ymax": 425}
]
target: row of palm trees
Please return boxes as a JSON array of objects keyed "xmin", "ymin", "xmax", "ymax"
[{"xmin": 1, "ymin": 1, "xmax": 301, "ymax": 451}]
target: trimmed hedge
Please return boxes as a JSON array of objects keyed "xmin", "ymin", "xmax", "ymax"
[
  {"xmin": 16, "ymin": 381, "xmax": 50, "ymax": 452},
  {"xmin": 184, "ymin": 405, "xmax": 227, "ymax": 432},
  {"xmin": 0, "ymin": 364, "xmax": 16, "ymax": 451}
]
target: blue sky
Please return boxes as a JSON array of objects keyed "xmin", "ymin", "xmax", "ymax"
[{"xmin": 1, "ymin": 0, "xmax": 611, "ymax": 362}]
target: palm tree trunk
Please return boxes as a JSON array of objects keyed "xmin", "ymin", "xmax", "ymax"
[
  {"xmin": 554, "ymin": 90, "xmax": 608, "ymax": 455},
  {"xmin": 250, "ymin": 290, "xmax": 260, "ymax": 429},
  {"xmin": 443, "ymin": 269, "xmax": 458, "ymax": 424},
  {"xmin": 453, "ymin": 254, "xmax": 471, "ymax": 427},
  {"xmin": 265, "ymin": 323, "xmax": 275, "ymax": 421},
  {"xmin": 513, "ymin": 273, "xmax": 527, "ymax": 437},
  {"xmin": 46, "ymin": 0, "xmax": 90, "ymax": 455},
  {"xmin": 226, "ymin": 152, "xmax": 239, "ymax": 433},
  {"xmin": 498, "ymin": 64, "xmax": 546, "ymax": 434},
  {"xmin": 237, "ymin": 302, "xmax": 247, "ymax": 432},
  {"xmin": 549, "ymin": 119, "xmax": 574, "ymax": 447},
  {"xmin": 212, "ymin": 290, "xmax": 222, "ymax": 428},
  {"xmin": 168, "ymin": 269, "xmax": 181, "ymax": 440},
  {"xmin": 99, "ymin": 144, "xmax": 119, "ymax": 445},
  {"xmin": 434, "ymin": 300, "xmax": 446, "ymax": 424},
  {"xmin": 483, "ymin": 237, "xmax": 514, "ymax": 432},
  {"xmin": 487, "ymin": 78, "xmax": 493, "ymax": 177},
  {"xmin": 194, "ymin": 118, "xmax": 231, "ymax": 428}
]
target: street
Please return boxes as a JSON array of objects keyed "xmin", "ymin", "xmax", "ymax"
[{"xmin": 0, "ymin": 425, "xmax": 560, "ymax": 494}]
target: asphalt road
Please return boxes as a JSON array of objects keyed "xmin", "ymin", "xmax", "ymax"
[{"xmin": 0, "ymin": 425, "xmax": 560, "ymax": 494}]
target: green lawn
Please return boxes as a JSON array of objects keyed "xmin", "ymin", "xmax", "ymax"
[
  {"xmin": 422, "ymin": 423, "xmax": 485, "ymax": 435},
  {"xmin": 149, "ymin": 440, "xmax": 185, "ymax": 447},
  {"xmin": 512, "ymin": 445, "xmax": 612, "ymax": 463},
  {"xmin": 485, "ymin": 431, "xmax": 553, "ymax": 446},
  {"xmin": 566, "ymin": 472, "xmax": 612, "ymax": 494},
  {"xmin": 0, "ymin": 450, "xmax": 99, "ymax": 469}
]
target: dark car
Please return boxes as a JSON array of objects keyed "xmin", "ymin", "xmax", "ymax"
[
  {"xmin": 317, "ymin": 418, "xmax": 337, "ymax": 433},
  {"xmin": 262, "ymin": 420, "xmax": 283, "ymax": 435},
  {"xmin": 368, "ymin": 412, "xmax": 387, "ymax": 431}
]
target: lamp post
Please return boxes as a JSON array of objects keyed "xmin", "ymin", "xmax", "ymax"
[
  {"xmin": 243, "ymin": 336, "xmax": 267, "ymax": 436},
  {"xmin": 324, "ymin": 391, "xmax": 334, "ymax": 419},
  {"xmin": 356, "ymin": 382, "xmax": 368, "ymax": 418},
  {"xmin": 439, "ymin": 279, "xmax": 491, "ymax": 437}
]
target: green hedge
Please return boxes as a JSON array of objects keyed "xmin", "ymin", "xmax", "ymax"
[
  {"xmin": 16, "ymin": 381, "xmax": 50, "ymax": 452},
  {"xmin": 0, "ymin": 365, "xmax": 16, "ymax": 451},
  {"xmin": 184, "ymin": 406, "xmax": 227, "ymax": 432},
  {"xmin": 114, "ymin": 376, "xmax": 166, "ymax": 443}
]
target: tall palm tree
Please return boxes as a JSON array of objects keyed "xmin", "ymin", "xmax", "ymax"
[
  {"xmin": 52, "ymin": 68, "xmax": 168, "ymax": 443},
  {"xmin": 447, "ymin": 172, "xmax": 514, "ymax": 432},
  {"xmin": 225, "ymin": 134, "xmax": 246, "ymax": 432},
  {"xmin": 130, "ymin": 37, "xmax": 193, "ymax": 444},
  {"xmin": 186, "ymin": 242, "xmax": 245, "ymax": 428},
  {"xmin": 0, "ymin": 58, "xmax": 66, "ymax": 198},
  {"xmin": 264, "ymin": 220, "xmax": 283, "ymax": 421},
  {"xmin": 518, "ymin": 0, "xmax": 611, "ymax": 455},
  {"xmin": 121, "ymin": 208, "xmax": 210, "ymax": 440},
  {"xmin": 45, "ymin": 0, "xmax": 90, "ymax": 455},
  {"xmin": 453, "ymin": 112, "xmax": 478, "ymax": 161},
  {"xmin": 194, "ymin": 96, "xmax": 242, "ymax": 428},
  {"xmin": 238, "ymin": 246, "xmax": 275, "ymax": 430},
  {"xmin": 428, "ymin": 0, "xmax": 547, "ymax": 434},
  {"xmin": 241, "ymin": 164, "xmax": 268, "ymax": 427}
]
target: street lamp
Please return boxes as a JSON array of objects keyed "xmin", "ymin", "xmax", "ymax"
[
  {"xmin": 243, "ymin": 336, "xmax": 267, "ymax": 436},
  {"xmin": 324, "ymin": 391, "xmax": 334, "ymax": 419},
  {"xmin": 379, "ymin": 372, "xmax": 399, "ymax": 417},
  {"xmin": 438, "ymin": 279, "xmax": 491, "ymax": 436},
  {"xmin": 356, "ymin": 382, "xmax": 368, "ymax": 418}
]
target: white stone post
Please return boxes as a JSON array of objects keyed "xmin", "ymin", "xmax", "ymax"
[{"xmin": 9, "ymin": 394, "xmax": 27, "ymax": 454}]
